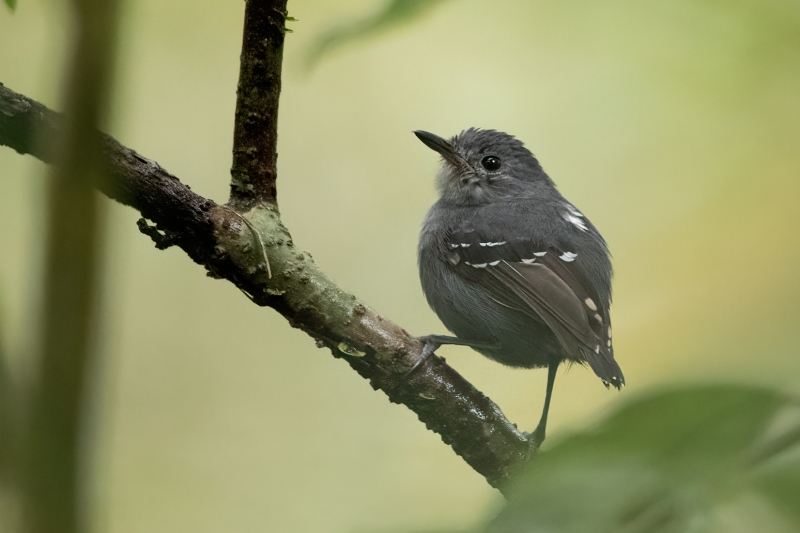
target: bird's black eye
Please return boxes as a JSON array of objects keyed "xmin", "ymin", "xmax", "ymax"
[{"xmin": 481, "ymin": 156, "xmax": 501, "ymax": 171}]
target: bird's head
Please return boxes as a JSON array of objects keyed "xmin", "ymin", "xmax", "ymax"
[{"xmin": 414, "ymin": 128, "xmax": 553, "ymax": 205}]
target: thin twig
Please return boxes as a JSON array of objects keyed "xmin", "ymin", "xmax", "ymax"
[{"xmin": 229, "ymin": 0, "xmax": 289, "ymax": 209}]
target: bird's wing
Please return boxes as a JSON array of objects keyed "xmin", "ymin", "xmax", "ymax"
[{"xmin": 447, "ymin": 226, "xmax": 623, "ymax": 388}]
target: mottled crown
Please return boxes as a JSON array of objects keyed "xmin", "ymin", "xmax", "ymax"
[{"xmin": 450, "ymin": 128, "xmax": 543, "ymax": 174}]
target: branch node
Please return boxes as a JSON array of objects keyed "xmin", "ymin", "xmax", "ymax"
[{"xmin": 220, "ymin": 205, "xmax": 272, "ymax": 278}]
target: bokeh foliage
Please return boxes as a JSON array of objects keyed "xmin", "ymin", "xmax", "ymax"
[
  {"xmin": 489, "ymin": 385, "xmax": 800, "ymax": 533},
  {"xmin": 416, "ymin": 385, "xmax": 800, "ymax": 533},
  {"xmin": 305, "ymin": 0, "xmax": 450, "ymax": 66}
]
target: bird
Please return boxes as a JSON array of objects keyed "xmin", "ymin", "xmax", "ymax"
[{"xmin": 414, "ymin": 128, "xmax": 624, "ymax": 447}]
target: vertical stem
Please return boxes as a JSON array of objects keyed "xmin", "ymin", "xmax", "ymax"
[
  {"xmin": 23, "ymin": 0, "xmax": 120, "ymax": 531},
  {"xmin": 0, "ymin": 323, "xmax": 9, "ymax": 479},
  {"xmin": 228, "ymin": 0, "xmax": 288, "ymax": 210}
]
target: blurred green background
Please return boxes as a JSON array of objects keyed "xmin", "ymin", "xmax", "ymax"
[{"xmin": 1, "ymin": 0, "xmax": 799, "ymax": 531}]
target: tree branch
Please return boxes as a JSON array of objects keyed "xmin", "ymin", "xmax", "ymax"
[
  {"xmin": 0, "ymin": 1, "xmax": 534, "ymax": 490},
  {"xmin": 229, "ymin": 0, "xmax": 288, "ymax": 209}
]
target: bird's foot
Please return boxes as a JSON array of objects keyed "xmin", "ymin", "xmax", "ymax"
[
  {"xmin": 529, "ymin": 425, "xmax": 546, "ymax": 449},
  {"xmin": 404, "ymin": 335, "xmax": 500, "ymax": 377},
  {"xmin": 403, "ymin": 335, "xmax": 445, "ymax": 377}
]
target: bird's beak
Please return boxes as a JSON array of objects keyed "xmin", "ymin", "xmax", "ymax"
[{"xmin": 414, "ymin": 130, "xmax": 465, "ymax": 167}]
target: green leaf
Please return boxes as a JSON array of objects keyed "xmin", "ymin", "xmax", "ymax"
[
  {"xmin": 755, "ymin": 463, "xmax": 800, "ymax": 527},
  {"xmin": 306, "ymin": 0, "xmax": 451, "ymax": 67},
  {"xmin": 486, "ymin": 385, "xmax": 800, "ymax": 533},
  {"xmin": 4, "ymin": 0, "xmax": 17, "ymax": 12},
  {"xmin": 750, "ymin": 409, "xmax": 800, "ymax": 527}
]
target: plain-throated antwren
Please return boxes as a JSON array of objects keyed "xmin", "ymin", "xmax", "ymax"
[{"xmin": 414, "ymin": 128, "xmax": 624, "ymax": 446}]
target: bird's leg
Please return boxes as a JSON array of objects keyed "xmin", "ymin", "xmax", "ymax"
[
  {"xmin": 530, "ymin": 361, "xmax": 559, "ymax": 448},
  {"xmin": 404, "ymin": 335, "xmax": 500, "ymax": 377},
  {"xmin": 420, "ymin": 334, "xmax": 500, "ymax": 350}
]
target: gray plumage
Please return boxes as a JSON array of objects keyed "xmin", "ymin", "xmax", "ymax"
[{"xmin": 414, "ymin": 129, "xmax": 623, "ymax": 443}]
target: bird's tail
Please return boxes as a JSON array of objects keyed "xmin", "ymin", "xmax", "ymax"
[{"xmin": 584, "ymin": 347, "xmax": 625, "ymax": 390}]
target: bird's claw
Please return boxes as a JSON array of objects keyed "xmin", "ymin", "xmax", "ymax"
[
  {"xmin": 403, "ymin": 336, "xmax": 443, "ymax": 377},
  {"xmin": 404, "ymin": 335, "xmax": 500, "ymax": 378}
]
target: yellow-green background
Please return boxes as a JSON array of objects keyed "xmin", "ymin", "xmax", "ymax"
[{"xmin": 1, "ymin": 0, "xmax": 799, "ymax": 531}]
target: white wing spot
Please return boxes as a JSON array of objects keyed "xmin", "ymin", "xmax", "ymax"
[
  {"xmin": 449, "ymin": 243, "xmax": 460, "ymax": 249},
  {"xmin": 488, "ymin": 260, "xmax": 500, "ymax": 266},
  {"xmin": 566, "ymin": 214, "xmax": 588, "ymax": 231},
  {"xmin": 460, "ymin": 243, "xmax": 470, "ymax": 248},
  {"xmin": 479, "ymin": 241, "xmax": 507, "ymax": 247},
  {"xmin": 564, "ymin": 204, "xmax": 588, "ymax": 231},
  {"xmin": 533, "ymin": 252, "xmax": 547, "ymax": 257},
  {"xmin": 595, "ymin": 345, "xmax": 600, "ymax": 354},
  {"xmin": 471, "ymin": 263, "xmax": 487, "ymax": 268},
  {"xmin": 607, "ymin": 326, "xmax": 612, "ymax": 338},
  {"xmin": 607, "ymin": 339, "xmax": 612, "ymax": 348},
  {"xmin": 584, "ymin": 298, "xmax": 597, "ymax": 311},
  {"xmin": 521, "ymin": 258, "xmax": 536, "ymax": 264},
  {"xmin": 559, "ymin": 252, "xmax": 578, "ymax": 262},
  {"xmin": 594, "ymin": 313, "xmax": 603, "ymax": 324}
]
